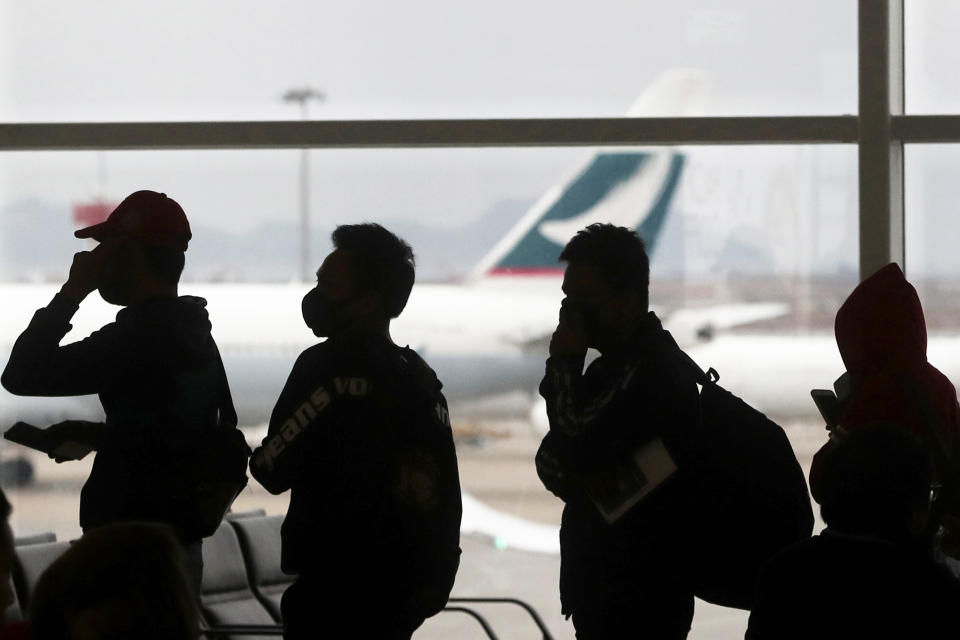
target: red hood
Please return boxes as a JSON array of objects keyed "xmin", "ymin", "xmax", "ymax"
[
  {"xmin": 811, "ymin": 263, "xmax": 960, "ymax": 507},
  {"xmin": 834, "ymin": 263, "xmax": 927, "ymax": 377}
]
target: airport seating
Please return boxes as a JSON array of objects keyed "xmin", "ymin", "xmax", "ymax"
[
  {"xmin": 200, "ymin": 519, "xmax": 279, "ymax": 638},
  {"xmin": 229, "ymin": 514, "xmax": 289, "ymax": 620},
  {"xmin": 12, "ymin": 538, "xmax": 69, "ymax": 613},
  {"xmin": 207, "ymin": 514, "xmax": 555, "ymax": 638},
  {"xmin": 2, "ymin": 521, "xmax": 553, "ymax": 639}
]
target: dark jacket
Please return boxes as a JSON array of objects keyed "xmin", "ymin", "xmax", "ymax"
[
  {"xmin": 249, "ymin": 333, "xmax": 462, "ymax": 603},
  {"xmin": 536, "ymin": 312, "xmax": 700, "ymax": 615},
  {"xmin": 1, "ymin": 293, "xmax": 231, "ymax": 536},
  {"xmin": 747, "ymin": 529, "xmax": 960, "ymax": 640}
]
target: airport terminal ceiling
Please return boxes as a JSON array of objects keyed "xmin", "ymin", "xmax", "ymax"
[{"xmin": 1, "ymin": 2, "xmax": 960, "ymax": 638}]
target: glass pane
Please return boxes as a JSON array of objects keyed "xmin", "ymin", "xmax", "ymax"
[
  {"xmin": 0, "ymin": 145, "xmax": 856, "ymax": 638},
  {"xmin": 906, "ymin": 0, "xmax": 960, "ymax": 113},
  {"xmin": 906, "ymin": 145, "xmax": 960, "ymax": 337},
  {"xmin": 0, "ymin": 0, "xmax": 855, "ymax": 122}
]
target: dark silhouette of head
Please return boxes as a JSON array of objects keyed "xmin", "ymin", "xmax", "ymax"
[
  {"xmin": 74, "ymin": 191, "xmax": 190, "ymax": 306},
  {"xmin": 29, "ymin": 522, "xmax": 197, "ymax": 640},
  {"xmin": 559, "ymin": 223, "xmax": 650, "ymax": 352},
  {"xmin": 819, "ymin": 424, "xmax": 934, "ymax": 540},
  {"xmin": 302, "ymin": 223, "xmax": 415, "ymax": 338}
]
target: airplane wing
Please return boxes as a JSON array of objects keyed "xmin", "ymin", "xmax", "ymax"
[
  {"xmin": 662, "ymin": 302, "xmax": 790, "ymax": 348},
  {"xmin": 460, "ymin": 490, "xmax": 559, "ymax": 555}
]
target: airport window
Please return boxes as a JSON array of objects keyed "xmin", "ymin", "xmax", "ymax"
[
  {"xmin": 905, "ymin": 0, "xmax": 960, "ymax": 114},
  {"xmin": 0, "ymin": 1, "xmax": 855, "ymax": 122},
  {"xmin": 2, "ymin": 2, "xmax": 959, "ymax": 639},
  {"xmin": 0, "ymin": 145, "xmax": 856, "ymax": 637},
  {"xmin": 904, "ymin": 144, "xmax": 960, "ymax": 330}
]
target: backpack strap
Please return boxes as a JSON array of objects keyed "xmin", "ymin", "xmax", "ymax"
[
  {"xmin": 667, "ymin": 344, "xmax": 720, "ymax": 387},
  {"xmin": 212, "ymin": 343, "xmax": 238, "ymax": 429}
]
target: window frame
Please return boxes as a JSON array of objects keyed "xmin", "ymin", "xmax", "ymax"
[{"xmin": 0, "ymin": 0, "xmax": 947, "ymax": 282}]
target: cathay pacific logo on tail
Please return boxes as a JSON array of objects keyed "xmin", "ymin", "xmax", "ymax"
[{"xmin": 476, "ymin": 150, "xmax": 685, "ymax": 277}]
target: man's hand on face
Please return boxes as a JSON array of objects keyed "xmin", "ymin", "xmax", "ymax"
[
  {"xmin": 550, "ymin": 300, "xmax": 589, "ymax": 359},
  {"xmin": 60, "ymin": 242, "xmax": 115, "ymax": 303}
]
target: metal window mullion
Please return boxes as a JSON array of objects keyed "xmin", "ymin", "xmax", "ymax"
[
  {"xmin": 891, "ymin": 115, "xmax": 960, "ymax": 142},
  {"xmin": 0, "ymin": 116, "xmax": 857, "ymax": 151},
  {"xmin": 858, "ymin": 0, "xmax": 905, "ymax": 279}
]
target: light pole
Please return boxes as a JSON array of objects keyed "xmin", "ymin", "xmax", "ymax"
[{"xmin": 283, "ymin": 87, "xmax": 325, "ymax": 282}]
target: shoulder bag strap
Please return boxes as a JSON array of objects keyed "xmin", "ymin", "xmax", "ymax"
[{"xmin": 211, "ymin": 342, "xmax": 238, "ymax": 429}]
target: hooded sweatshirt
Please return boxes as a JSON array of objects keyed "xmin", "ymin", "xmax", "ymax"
[
  {"xmin": 1, "ymin": 292, "xmax": 233, "ymax": 536},
  {"xmin": 835, "ymin": 264, "xmax": 959, "ymax": 456},
  {"xmin": 812, "ymin": 264, "xmax": 960, "ymax": 506}
]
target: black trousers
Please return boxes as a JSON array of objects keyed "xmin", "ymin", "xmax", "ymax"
[{"xmin": 281, "ymin": 574, "xmax": 425, "ymax": 640}]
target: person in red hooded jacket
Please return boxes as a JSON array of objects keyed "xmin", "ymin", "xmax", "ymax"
[{"xmin": 811, "ymin": 262, "xmax": 960, "ymax": 558}]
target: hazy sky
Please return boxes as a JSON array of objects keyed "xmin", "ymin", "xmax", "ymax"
[
  {"xmin": 1, "ymin": 2, "xmax": 959, "ymax": 278},
  {"xmin": 2, "ymin": 1, "xmax": 857, "ymax": 121}
]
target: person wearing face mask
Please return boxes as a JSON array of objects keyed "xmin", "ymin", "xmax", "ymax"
[
  {"xmin": 535, "ymin": 223, "xmax": 701, "ymax": 640},
  {"xmin": 249, "ymin": 223, "xmax": 461, "ymax": 640},
  {"xmin": 1, "ymin": 190, "xmax": 240, "ymax": 590}
]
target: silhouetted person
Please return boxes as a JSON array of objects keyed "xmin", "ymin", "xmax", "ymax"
[
  {"xmin": 250, "ymin": 224, "xmax": 462, "ymax": 640},
  {"xmin": 1, "ymin": 190, "xmax": 239, "ymax": 589},
  {"xmin": 30, "ymin": 522, "xmax": 198, "ymax": 640},
  {"xmin": 536, "ymin": 224, "xmax": 700, "ymax": 639},
  {"xmin": 810, "ymin": 263, "xmax": 960, "ymax": 561},
  {"xmin": 747, "ymin": 424, "xmax": 960, "ymax": 639}
]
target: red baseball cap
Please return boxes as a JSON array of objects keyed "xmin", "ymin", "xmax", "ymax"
[{"xmin": 74, "ymin": 190, "xmax": 192, "ymax": 251}]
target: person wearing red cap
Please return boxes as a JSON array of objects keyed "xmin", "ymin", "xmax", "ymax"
[{"xmin": 1, "ymin": 190, "xmax": 243, "ymax": 591}]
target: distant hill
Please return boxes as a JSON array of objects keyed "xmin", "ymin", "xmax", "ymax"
[{"xmin": 0, "ymin": 198, "xmax": 531, "ymax": 283}]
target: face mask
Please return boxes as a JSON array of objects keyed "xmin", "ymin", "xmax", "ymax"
[
  {"xmin": 97, "ymin": 244, "xmax": 137, "ymax": 306},
  {"xmin": 302, "ymin": 288, "xmax": 358, "ymax": 337}
]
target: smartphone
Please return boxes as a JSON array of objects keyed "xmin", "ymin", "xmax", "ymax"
[
  {"xmin": 4, "ymin": 422, "xmax": 94, "ymax": 461},
  {"xmin": 4, "ymin": 422, "xmax": 53, "ymax": 454},
  {"xmin": 811, "ymin": 389, "xmax": 841, "ymax": 429}
]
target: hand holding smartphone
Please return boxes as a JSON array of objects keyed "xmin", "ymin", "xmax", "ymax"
[{"xmin": 810, "ymin": 389, "xmax": 841, "ymax": 429}]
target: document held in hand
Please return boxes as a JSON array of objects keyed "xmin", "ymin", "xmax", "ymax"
[{"xmin": 583, "ymin": 437, "xmax": 679, "ymax": 524}]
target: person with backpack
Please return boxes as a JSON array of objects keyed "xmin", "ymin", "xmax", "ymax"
[
  {"xmin": 1, "ymin": 190, "xmax": 245, "ymax": 592},
  {"xmin": 535, "ymin": 223, "xmax": 701, "ymax": 639},
  {"xmin": 250, "ymin": 224, "xmax": 462, "ymax": 640},
  {"xmin": 536, "ymin": 223, "xmax": 811, "ymax": 638}
]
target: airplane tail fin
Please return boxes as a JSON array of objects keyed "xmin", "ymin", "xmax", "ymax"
[
  {"xmin": 471, "ymin": 70, "xmax": 707, "ymax": 279},
  {"xmin": 472, "ymin": 150, "xmax": 685, "ymax": 278}
]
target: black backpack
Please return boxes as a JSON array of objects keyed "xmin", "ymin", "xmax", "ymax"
[
  {"xmin": 140, "ymin": 347, "xmax": 251, "ymax": 541},
  {"xmin": 674, "ymin": 353, "xmax": 814, "ymax": 610}
]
